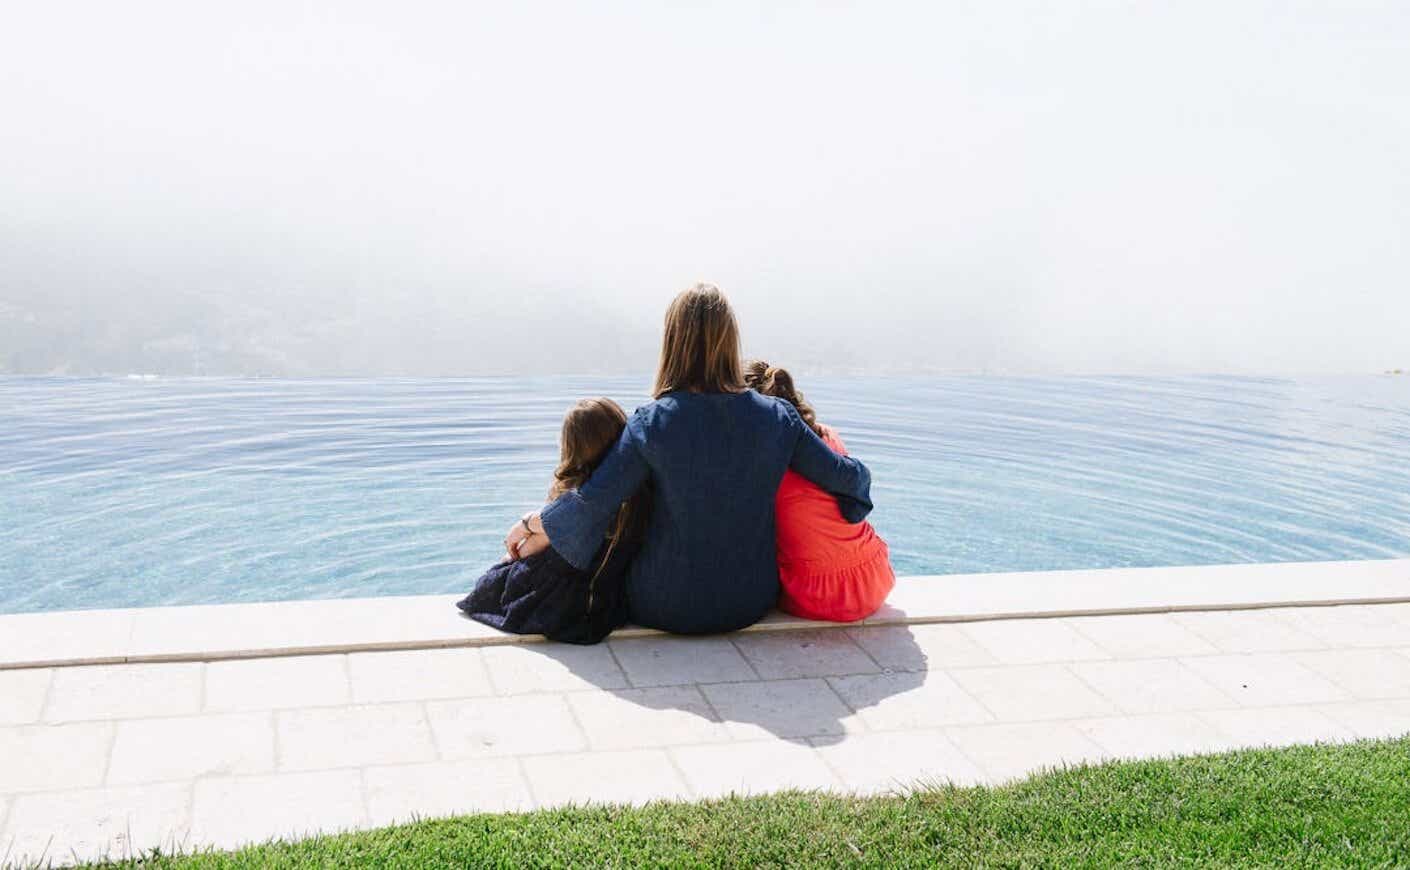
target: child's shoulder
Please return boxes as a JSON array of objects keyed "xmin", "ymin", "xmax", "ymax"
[{"xmin": 818, "ymin": 424, "xmax": 846, "ymax": 453}]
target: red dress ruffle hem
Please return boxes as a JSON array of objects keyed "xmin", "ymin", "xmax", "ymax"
[{"xmin": 774, "ymin": 428, "xmax": 895, "ymax": 622}]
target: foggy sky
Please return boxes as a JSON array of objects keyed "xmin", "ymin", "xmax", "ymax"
[{"xmin": 2, "ymin": 0, "xmax": 1407, "ymax": 376}]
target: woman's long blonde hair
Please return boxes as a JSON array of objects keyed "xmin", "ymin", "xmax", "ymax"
[
  {"xmin": 652, "ymin": 283, "xmax": 746, "ymax": 398},
  {"xmin": 548, "ymin": 398, "xmax": 648, "ymax": 578}
]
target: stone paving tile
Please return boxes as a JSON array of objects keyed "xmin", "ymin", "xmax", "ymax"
[
  {"xmin": 1179, "ymin": 653, "xmax": 1351, "ymax": 708},
  {"xmin": 1270, "ymin": 604, "xmax": 1410, "ymax": 649},
  {"xmin": 0, "ymin": 668, "xmax": 52, "ymax": 725},
  {"xmin": 348, "ymin": 648, "xmax": 494, "ymax": 704},
  {"xmin": 1169, "ymin": 609, "xmax": 1327, "ymax": 653},
  {"xmin": 1289, "ymin": 648, "xmax": 1410, "ymax": 700},
  {"xmin": 731, "ymin": 630, "xmax": 880, "ymax": 679},
  {"xmin": 1071, "ymin": 713, "xmax": 1238, "ymax": 760},
  {"xmin": 567, "ymin": 686, "xmax": 730, "ymax": 750},
  {"xmin": 0, "ymin": 608, "xmax": 136, "ymax": 668},
  {"xmin": 45, "ymin": 662, "xmax": 203, "ymax": 723},
  {"xmin": 944, "ymin": 721, "xmax": 1109, "ymax": 783},
  {"xmin": 702, "ymin": 679, "xmax": 859, "ymax": 741},
  {"xmin": 426, "ymin": 694, "xmax": 587, "ymax": 759},
  {"xmin": 108, "ymin": 712, "xmax": 275, "ymax": 785},
  {"xmin": 0, "ymin": 721, "xmax": 114, "ymax": 792},
  {"xmin": 190, "ymin": 770, "xmax": 367, "ymax": 851},
  {"xmin": 827, "ymin": 671, "xmax": 993, "ymax": 730},
  {"xmin": 1312, "ymin": 700, "xmax": 1410, "ymax": 740},
  {"xmin": 364, "ymin": 758, "xmax": 532, "ymax": 825},
  {"xmin": 278, "ymin": 703, "xmax": 437, "ymax": 771},
  {"xmin": 1197, "ymin": 706, "xmax": 1357, "ymax": 748},
  {"xmin": 1066, "ymin": 613, "xmax": 1219, "ymax": 658},
  {"xmin": 124, "ymin": 597, "xmax": 478, "ymax": 662},
  {"xmin": 522, "ymin": 750, "xmax": 691, "ymax": 806},
  {"xmin": 0, "ymin": 782, "xmax": 192, "ymax": 866},
  {"xmin": 1067, "ymin": 659, "xmax": 1237, "ymax": 715},
  {"xmin": 480, "ymin": 643, "xmax": 628, "ymax": 694},
  {"xmin": 957, "ymin": 619, "xmax": 1111, "ymax": 665},
  {"xmin": 670, "ymin": 741, "xmax": 839, "ymax": 797},
  {"xmin": 607, "ymin": 636, "xmax": 756, "ymax": 687},
  {"xmin": 812, "ymin": 730, "xmax": 987, "ymax": 792},
  {"xmin": 11, "ymin": 602, "xmax": 1410, "ymax": 859},
  {"xmin": 846, "ymin": 624, "xmax": 999, "ymax": 671},
  {"xmin": 1379, "ymin": 603, "xmax": 1410, "ymax": 625},
  {"xmin": 948, "ymin": 664, "xmax": 1119, "ymax": 721},
  {"xmin": 205, "ymin": 654, "xmax": 350, "ymax": 712}
]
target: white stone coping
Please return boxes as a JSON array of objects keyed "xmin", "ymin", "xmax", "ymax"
[{"xmin": 2, "ymin": 558, "xmax": 1407, "ymax": 671}]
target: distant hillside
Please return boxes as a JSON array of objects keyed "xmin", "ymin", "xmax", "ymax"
[{"xmin": 0, "ymin": 289, "xmax": 662, "ymax": 377}]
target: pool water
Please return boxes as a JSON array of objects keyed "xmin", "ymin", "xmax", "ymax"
[{"xmin": 2, "ymin": 374, "xmax": 1408, "ymax": 614}]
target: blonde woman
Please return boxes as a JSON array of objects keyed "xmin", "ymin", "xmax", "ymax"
[{"xmin": 506, "ymin": 284, "xmax": 873, "ymax": 635}]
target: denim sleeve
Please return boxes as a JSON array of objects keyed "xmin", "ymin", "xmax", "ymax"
[
  {"xmin": 787, "ymin": 407, "xmax": 874, "ymax": 523},
  {"xmin": 539, "ymin": 421, "xmax": 650, "ymax": 570}
]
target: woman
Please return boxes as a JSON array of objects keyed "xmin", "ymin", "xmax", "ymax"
[{"xmin": 505, "ymin": 283, "xmax": 873, "ymax": 635}]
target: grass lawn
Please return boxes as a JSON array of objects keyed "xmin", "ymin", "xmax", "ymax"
[{"xmin": 85, "ymin": 736, "xmax": 1409, "ymax": 868}]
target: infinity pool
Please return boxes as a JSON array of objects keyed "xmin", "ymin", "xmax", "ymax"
[{"xmin": 2, "ymin": 374, "xmax": 1408, "ymax": 614}]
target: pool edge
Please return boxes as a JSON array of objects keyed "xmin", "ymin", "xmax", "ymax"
[{"xmin": 3, "ymin": 558, "xmax": 1407, "ymax": 670}]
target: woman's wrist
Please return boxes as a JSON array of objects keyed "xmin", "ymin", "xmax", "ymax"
[{"xmin": 522, "ymin": 512, "xmax": 545, "ymax": 536}]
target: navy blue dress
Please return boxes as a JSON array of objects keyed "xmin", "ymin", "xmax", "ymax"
[
  {"xmin": 458, "ymin": 538, "xmax": 637, "ymax": 645},
  {"xmin": 540, "ymin": 389, "xmax": 873, "ymax": 634}
]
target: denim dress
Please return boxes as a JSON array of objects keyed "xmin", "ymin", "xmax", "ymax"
[{"xmin": 540, "ymin": 389, "xmax": 873, "ymax": 634}]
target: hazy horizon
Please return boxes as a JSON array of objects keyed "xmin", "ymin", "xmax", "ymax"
[{"xmin": 2, "ymin": 1, "xmax": 1407, "ymax": 377}]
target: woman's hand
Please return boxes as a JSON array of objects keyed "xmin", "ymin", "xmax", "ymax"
[{"xmin": 503, "ymin": 512, "xmax": 550, "ymax": 561}]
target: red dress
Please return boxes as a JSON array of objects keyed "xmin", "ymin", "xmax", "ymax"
[{"xmin": 774, "ymin": 427, "xmax": 894, "ymax": 622}]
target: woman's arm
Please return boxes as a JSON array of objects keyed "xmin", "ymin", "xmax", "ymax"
[
  {"xmin": 787, "ymin": 409, "xmax": 873, "ymax": 523},
  {"xmin": 506, "ymin": 420, "xmax": 651, "ymax": 571}
]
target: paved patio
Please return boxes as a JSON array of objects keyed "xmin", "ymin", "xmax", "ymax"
[{"xmin": 3, "ymin": 598, "xmax": 1410, "ymax": 866}]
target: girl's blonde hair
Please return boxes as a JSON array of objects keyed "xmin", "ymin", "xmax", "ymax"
[
  {"xmin": 744, "ymin": 360, "xmax": 826, "ymax": 439},
  {"xmin": 652, "ymin": 283, "xmax": 746, "ymax": 398},
  {"xmin": 549, "ymin": 398, "xmax": 648, "ymax": 576}
]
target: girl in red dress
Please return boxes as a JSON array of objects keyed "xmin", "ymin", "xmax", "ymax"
[{"xmin": 745, "ymin": 362, "xmax": 895, "ymax": 622}]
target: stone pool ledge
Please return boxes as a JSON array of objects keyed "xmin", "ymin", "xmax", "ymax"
[{"xmin": 2, "ymin": 559, "xmax": 1407, "ymax": 671}]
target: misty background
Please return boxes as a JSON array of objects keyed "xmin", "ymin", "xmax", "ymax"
[{"xmin": 1, "ymin": 1, "xmax": 1406, "ymax": 377}]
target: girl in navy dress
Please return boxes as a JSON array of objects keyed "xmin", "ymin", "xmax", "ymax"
[{"xmin": 458, "ymin": 398, "xmax": 649, "ymax": 644}]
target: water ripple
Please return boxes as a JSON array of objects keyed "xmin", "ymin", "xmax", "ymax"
[{"xmin": 2, "ymin": 374, "xmax": 1408, "ymax": 614}]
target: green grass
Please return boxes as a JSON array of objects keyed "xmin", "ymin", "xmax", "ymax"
[{"xmin": 86, "ymin": 736, "xmax": 1410, "ymax": 869}]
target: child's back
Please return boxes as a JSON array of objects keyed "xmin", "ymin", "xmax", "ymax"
[
  {"xmin": 457, "ymin": 397, "xmax": 646, "ymax": 644},
  {"xmin": 747, "ymin": 364, "xmax": 894, "ymax": 621}
]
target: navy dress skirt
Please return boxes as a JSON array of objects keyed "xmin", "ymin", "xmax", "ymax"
[{"xmin": 457, "ymin": 539, "xmax": 637, "ymax": 645}]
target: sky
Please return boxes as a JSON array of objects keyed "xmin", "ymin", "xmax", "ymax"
[{"xmin": 1, "ymin": 0, "xmax": 1407, "ymax": 376}]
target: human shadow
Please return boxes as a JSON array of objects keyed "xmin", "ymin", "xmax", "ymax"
[{"xmin": 470, "ymin": 615, "xmax": 932, "ymax": 748}]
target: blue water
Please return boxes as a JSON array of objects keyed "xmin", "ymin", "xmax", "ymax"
[{"xmin": 2, "ymin": 375, "xmax": 1408, "ymax": 614}]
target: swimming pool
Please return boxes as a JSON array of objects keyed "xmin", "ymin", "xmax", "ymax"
[{"xmin": 2, "ymin": 374, "xmax": 1408, "ymax": 614}]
